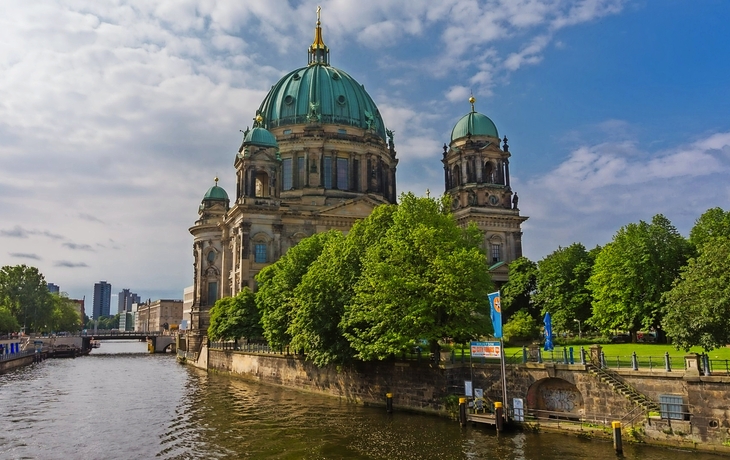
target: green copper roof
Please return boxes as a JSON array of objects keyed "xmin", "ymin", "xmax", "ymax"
[
  {"xmin": 243, "ymin": 126, "xmax": 278, "ymax": 148},
  {"xmin": 451, "ymin": 111, "xmax": 499, "ymax": 141},
  {"xmin": 258, "ymin": 65, "xmax": 386, "ymax": 141},
  {"xmin": 203, "ymin": 185, "xmax": 228, "ymax": 201}
]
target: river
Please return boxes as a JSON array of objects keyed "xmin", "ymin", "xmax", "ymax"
[{"xmin": 0, "ymin": 341, "xmax": 724, "ymax": 459}]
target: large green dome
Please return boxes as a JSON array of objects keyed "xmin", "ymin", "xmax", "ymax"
[
  {"xmin": 258, "ymin": 65, "xmax": 386, "ymax": 141},
  {"xmin": 451, "ymin": 111, "xmax": 499, "ymax": 141}
]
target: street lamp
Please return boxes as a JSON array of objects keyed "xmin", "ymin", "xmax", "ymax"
[{"xmin": 574, "ymin": 319, "xmax": 582, "ymax": 338}]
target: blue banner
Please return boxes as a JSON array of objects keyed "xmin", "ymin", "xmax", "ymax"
[
  {"xmin": 488, "ymin": 291, "xmax": 502, "ymax": 338},
  {"xmin": 544, "ymin": 312, "xmax": 554, "ymax": 351}
]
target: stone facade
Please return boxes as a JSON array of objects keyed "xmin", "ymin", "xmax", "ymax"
[{"xmin": 134, "ymin": 299, "xmax": 183, "ymax": 333}]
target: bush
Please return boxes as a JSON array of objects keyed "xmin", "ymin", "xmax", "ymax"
[{"xmin": 503, "ymin": 310, "xmax": 539, "ymax": 344}]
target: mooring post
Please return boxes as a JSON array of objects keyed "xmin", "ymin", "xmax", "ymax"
[
  {"xmin": 664, "ymin": 352, "xmax": 671, "ymax": 372},
  {"xmin": 494, "ymin": 402, "xmax": 504, "ymax": 432},
  {"xmin": 386, "ymin": 393, "xmax": 393, "ymax": 413},
  {"xmin": 612, "ymin": 421, "xmax": 623, "ymax": 454},
  {"xmin": 459, "ymin": 397, "xmax": 468, "ymax": 427}
]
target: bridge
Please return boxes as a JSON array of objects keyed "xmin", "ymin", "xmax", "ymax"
[{"xmin": 72, "ymin": 331, "xmax": 177, "ymax": 353}]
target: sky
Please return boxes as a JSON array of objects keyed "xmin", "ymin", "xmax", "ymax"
[{"xmin": 1, "ymin": 0, "xmax": 729, "ymax": 315}]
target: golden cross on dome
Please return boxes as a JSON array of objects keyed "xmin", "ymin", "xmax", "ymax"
[{"xmin": 317, "ymin": 5, "xmax": 321, "ymax": 24}]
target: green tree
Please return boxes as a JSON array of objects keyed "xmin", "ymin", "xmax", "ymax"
[
  {"xmin": 0, "ymin": 264, "xmax": 54, "ymax": 332},
  {"xmin": 533, "ymin": 243, "xmax": 595, "ymax": 335},
  {"xmin": 289, "ymin": 205, "xmax": 397, "ymax": 366},
  {"xmin": 503, "ymin": 309, "xmax": 539, "ymax": 344},
  {"xmin": 589, "ymin": 214, "xmax": 691, "ymax": 339},
  {"xmin": 342, "ymin": 193, "xmax": 493, "ymax": 361},
  {"xmin": 501, "ymin": 257, "xmax": 538, "ymax": 322},
  {"xmin": 208, "ymin": 288, "xmax": 262, "ymax": 341},
  {"xmin": 0, "ymin": 306, "xmax": 19, "ymax": 333},
  {"xmin": 255, "ymin": 231, "xmax": 337, "ymax": 349},
  {"xmin": 662, "ymin": 237, "xmax": 730, "ymax": 351},
  {"xmin": 50, "ymin": 294, "xmax": 82, "ymax": 332},
  {"xmin": 689, "ymin": 207, "xmax": 730, "ymax": 249}
]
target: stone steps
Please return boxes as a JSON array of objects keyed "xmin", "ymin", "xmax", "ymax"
[{"xmin": 587, "ymin": 364, "xmax": 660, "ymax": 412}]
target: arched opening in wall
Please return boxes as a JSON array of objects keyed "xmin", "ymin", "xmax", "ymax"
[
  {"xmin": 452, "ymin": 165, "xmax": 461, "ymax": 187},
  {"xmin": 255, "ymin": 171, "xmax": 269, "ymax": 197},
  {"xmin": 484, "ymin": 161, "xmax": 494, "ymax": 184},
  {"xmin": 488, "ymin": 235, "xmax": 503, "ymax": 264},
  {"xmin": 251, "ymin": 232, "xmax": 272, "ymax": 264},
  {"xmin": 526, "ymin": 378, "xmax": 584, "ymax": 420}
]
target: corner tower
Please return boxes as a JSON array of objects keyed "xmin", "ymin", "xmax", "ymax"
[{"xmin": 443, "ymin": 96, "xmax": 528, "ymax": 284}]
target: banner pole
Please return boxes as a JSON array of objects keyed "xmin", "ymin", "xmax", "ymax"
[{"xmin": 500, "ymin": 336, "xmax": 509, "ymax": 422}]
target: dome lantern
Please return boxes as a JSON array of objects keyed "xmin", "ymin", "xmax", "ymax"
[{"xmin": 308, "ymin": 6, "xmax": 329, "ymax": 66}]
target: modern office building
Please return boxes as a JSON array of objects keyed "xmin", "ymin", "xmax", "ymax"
[
  {"xmin": 117, "ymin": 288, "xmax": 140, "ymax": 314},
  {"xmin": 47, "ymin": 283, "xmax": 60, "ymax": 295},
  {"xmin": 92, "ymin": 281, "xmax": 112, "ymax": 319}
]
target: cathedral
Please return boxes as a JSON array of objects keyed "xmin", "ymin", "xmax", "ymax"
[{"xmin": 188, "ymin": 12, "xmax": 527, "ymax": 348}]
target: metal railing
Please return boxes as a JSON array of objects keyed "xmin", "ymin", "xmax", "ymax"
[
  {"xmin": 177, "ymin": 350, "xmax": 198, "ymax": 361},
  {"xmin": 0, "ymin": 350, "xmax": 37, "ymax": 362},
  {"xmin": 523, "ymin": 408, "xmax": 625, "ymax": 428}
]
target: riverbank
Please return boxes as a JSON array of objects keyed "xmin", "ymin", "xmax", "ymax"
[{"xmin": 182, "ymin": 344, "xmax": 730, "ymax": 455}]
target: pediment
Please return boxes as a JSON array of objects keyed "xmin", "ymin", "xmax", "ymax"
[{"xmin": 319, "ymin": 196, "xmax": 384, "ymax": 217}]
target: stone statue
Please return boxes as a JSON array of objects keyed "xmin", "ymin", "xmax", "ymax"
[
  {"xmin": 512, "ymin": 193, "xmax": 519, "ymax": 210},
  {"xmin": 386, "ymin": 128, "xmax": 395, "ymax": 150}
]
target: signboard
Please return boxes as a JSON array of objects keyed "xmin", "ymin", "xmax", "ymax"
[
  {"xmin": 464, "ymin": 380, "xmax": 473, "ymax": 397},
  {"xmin": 513, "ymin": 398, "xmax": 525, "ymax": 422},
  {"xmin": 470, "ymin": 341, "xmax": 501, "ymax": 358}
]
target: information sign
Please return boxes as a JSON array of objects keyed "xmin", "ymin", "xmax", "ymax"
[{"xmin": 470, "ymin": 341, "xmax": 501, "ymax": 358}]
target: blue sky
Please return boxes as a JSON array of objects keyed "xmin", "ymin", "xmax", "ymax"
[{"xmin": 1, "ymin": 1, "xmax": 729, "ymax": 314}]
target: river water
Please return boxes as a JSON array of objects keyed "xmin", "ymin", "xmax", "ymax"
[{"xmin": 0, "ymin": 341, "xmax": 724, "ymax": 460}]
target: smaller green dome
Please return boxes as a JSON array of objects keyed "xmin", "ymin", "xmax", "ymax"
[
  {"xmin": 243, "ymin": 126, "xmax": 278, "ymax": 148},
  {"xmin": 203, "ymin": 183, "xmax": 229, "ymax": 201},
  {"xmin": 451, "ymin": 111, "xmax": 498, "ymax": 141}
]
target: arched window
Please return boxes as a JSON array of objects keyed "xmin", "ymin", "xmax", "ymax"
[
  {"xmin": 282, "ymin": 158, "xmax": 293, "ymax": 190},
  {"xmin": 484, "ymin": 162, "xmax": 494, "ymax": 184},
  {"xmin": 255, "ymin": 171, "xmax": 269, "ymax": 197},
  {"xmin": 452, "ymin": 165, "xmax": 461, "ymax": 187}
]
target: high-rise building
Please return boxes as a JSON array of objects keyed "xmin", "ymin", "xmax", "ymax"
[
  {"xmin": 47, "ymin": 283, "xmax": 60, "ymax": 295},
  {"xmin": 92, "ymin": 281, "xmax": 112, "ymax": 319},
  {"xmin": 117, "ymin": 289, "xmax": 140, "ymax": 314}
]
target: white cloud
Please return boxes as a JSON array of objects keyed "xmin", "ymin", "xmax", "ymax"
[{"xmin": 519, "ymin": 129, "xmax": 730, "ymax": 259}]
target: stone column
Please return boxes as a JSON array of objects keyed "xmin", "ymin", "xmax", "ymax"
[{"xmin": 589, "ymin": 345, "xmax": 603, "ymax": 366}]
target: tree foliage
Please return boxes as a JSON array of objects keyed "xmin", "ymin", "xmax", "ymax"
[
  {"xmin": 533, "ymin": 243, "xmax": 595, "ymax": 335},
  {"xmin": 50, "ymin": 294, "xmax": 82, "ymax": 332},
  {"xmin": 500, "ymin": 257, "xmax": 538, "ymax": 322},
  {"xmin": 0, "ymin": 265, "xmax": 54, "ymax": 332},
  {"xmin": 288, "ymin": 206, "xmax": 398, "ymax": 366},
  {"xmin": 662, "ymin": 236, "xmax": 730, "ymax": 351},
  {"xmin": 0, "ymin": 306, "xmax": 19, "ymax": 333},
  {"xmin": 503, "ymin": 309, "xmax": 540, "ymax": 344},
  {"xmin": 589, "ymin": 214, "xmax": 691, "ymax": 336},
  {"xmin": 208, "ymin": 288, "xmax": 262, "ymax": 341},
  {"xmin": 689, "ymin": 207, "xmax": 730, "ymax": 250},
  {"xmin": 342, "ymin": 193, "xmax": 493, "ymax": 360},
  {"xmin": 255, "ymin": 231, "xmax": 338, "ymax": 349}
]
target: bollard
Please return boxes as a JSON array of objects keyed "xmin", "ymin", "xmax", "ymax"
[
  {"xmin": 580, "ymin": 347, "xmax": 586, "ymax": 365},
  {"xmin": 386, "ymin": 393, "xmax": 393, "ymax": 413},
  {"xmin": 537, "ymin": 348, "xmax": 543, "ymax": 364},
  {"xmin": 612, "ymin": 421, "xmax": 623, "ymax": 454},
  {"xmin": 459, "ymin": 397, "xmax": 468, "ymax": 427},
  {"xmin": 632, "ymin": 352, "xmax": 638, "ymax": 371},
  {"xmin": 563, "ymin": 347, "xmax": 568, "ymax": 364},
  {"xmin": 494, "ymin": 402, "xmax": 504, "ymax": 432},
  {"xmin": 703, "ymin": 354, "xmax": 711, "ymax": 376},
  {"xmin": 600, "ymin": 351, "xmax": 606, "ymax": 369},
  {"xmin": 569, "ymin": 347, "xmax": 574, "ymax": 365},
  {"xmin": 522, "ymin": 346, "xmax": 528, "ymax": 364},
  {"xmin": 664, "ymin": 352, "xmax": 671, "ymax": 372}
]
